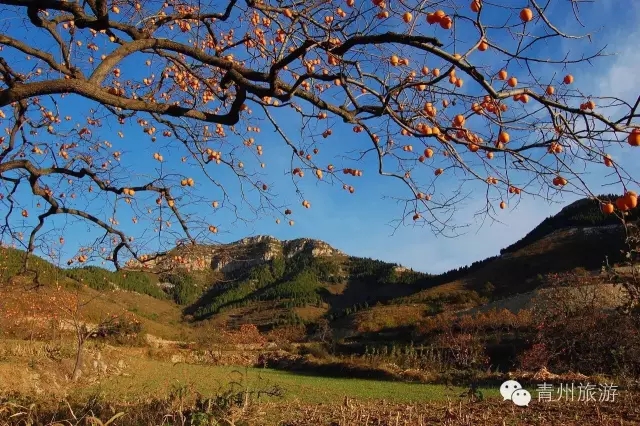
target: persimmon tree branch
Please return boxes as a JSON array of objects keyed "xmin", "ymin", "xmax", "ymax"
[{"xmin": 0, "ymin": 0, "xmax": 638, "ymax": 272}]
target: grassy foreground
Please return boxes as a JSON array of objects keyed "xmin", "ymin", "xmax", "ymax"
[
  {"xmin": 77, "ymin": 358, "xmax": 496, "ymax": 404},
  {"xmin": 1, "ymin": 343, "xmax": 639, "ymax": 425}
]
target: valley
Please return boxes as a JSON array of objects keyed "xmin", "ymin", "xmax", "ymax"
[{"xmin": 2, "ymin": 196, "xmax": 640, "ymax": 424}]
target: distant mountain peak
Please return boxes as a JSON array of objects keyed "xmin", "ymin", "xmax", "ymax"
[{"xmin": 125, "ymin": 235, "xmax": 343, "ymax": 274}]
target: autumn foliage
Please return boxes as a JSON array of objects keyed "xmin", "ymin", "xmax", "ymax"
[
  {"xmin": 0, "ymin": 280, "xmax": 141, "ymax": 342},
  {"xmin": 0, "ymin": 0, "xmax": 638, "ymax": 270}
]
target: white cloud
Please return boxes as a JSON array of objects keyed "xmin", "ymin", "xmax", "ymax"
[
  {"xmin": 594, "ymin": 39, "xmax": 640, "ymax": 102},
  {"xmin": 583, "ymin": 6, "xmax": 640, "ymax": 176}
]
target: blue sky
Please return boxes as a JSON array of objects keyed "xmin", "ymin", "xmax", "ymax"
[{"xmin": 1, "ymin": 0, "xmax": 639, "ymax": 274}]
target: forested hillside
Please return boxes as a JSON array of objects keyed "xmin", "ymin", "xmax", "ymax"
[{"xmin": 1, "ymin": 195, "xmax": 634, "ymax": 332}]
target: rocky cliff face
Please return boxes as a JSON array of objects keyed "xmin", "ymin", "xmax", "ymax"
[
  {"xmin": 282, "ymin": 238, "xmax": 340, "ymax": 258},
  {"xmin": 125, "ymin": 235, "xmax": 344, "ymax": 274},
  {"xmin": 210, "ymin": 235, "xmax": 282, "ymax": 274}
]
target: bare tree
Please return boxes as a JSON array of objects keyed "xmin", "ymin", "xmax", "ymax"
[
  {"xmin": 0, "ymin": 0, "xmax": 638, "ymax": 275},
  {"xmin": 314, "ymin": 317, "xmax": 332, "ymax": 344},
  {"xmin": 56, "ymin": 290, "xmax": 136, "ymax": 381}
]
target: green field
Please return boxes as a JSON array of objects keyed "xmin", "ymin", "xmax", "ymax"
[{"xmin": 78, "ymin": 361, "xmax": 498, "ymax": 404}]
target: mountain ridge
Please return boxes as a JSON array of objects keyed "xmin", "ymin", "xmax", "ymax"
[
  {"xmin": 124, "ymin": 234, "xmax": 348, "ymax": 274},
  {"xmin": 1, "ymin": 195, "xmax": 635, "ymax": 333}
]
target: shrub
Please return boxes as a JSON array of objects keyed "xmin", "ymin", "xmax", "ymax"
[
  {"xmin": 525, "ymin": 275, "xmax": 640, "ymax": 377},
  {"xmin": 518, "ymin": 343, "xmax": 551, "ymax": 371},
  {"xmin": 218, "ymin": 323, "xmax": 267, "ymax": 346},
  {"xmin": 66, "ymin": 266, "xmax": 165, "ymax": 299},
  {"xmin": 165, "ymin": 272, "xmax": 201, "ymax": 305},
  {"xmin": 523, "ymin": 309, "xmax": 640, "ymax": 377},
  {"xmin": 265, "ymin": 325, "xmax": 307, "ymax": 345},
  {"xmin": 92, "ymin": 313, "xmax": 144, "ymax": 346},
  {"xmin": 481, "ymin": 282, "xmax": 495, "ymax": 298},
  {"xmin": 433, "ymin": 332, "xmax": 489, "ymax": 371},
  {"xmin": 298, "ymin": 343, "xmax": 332, "ymax": 360}
]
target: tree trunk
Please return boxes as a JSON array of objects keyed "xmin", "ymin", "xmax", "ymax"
[{"xmin": 71, "ymin": 336, "xmax": 85, "ymax": 381}]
